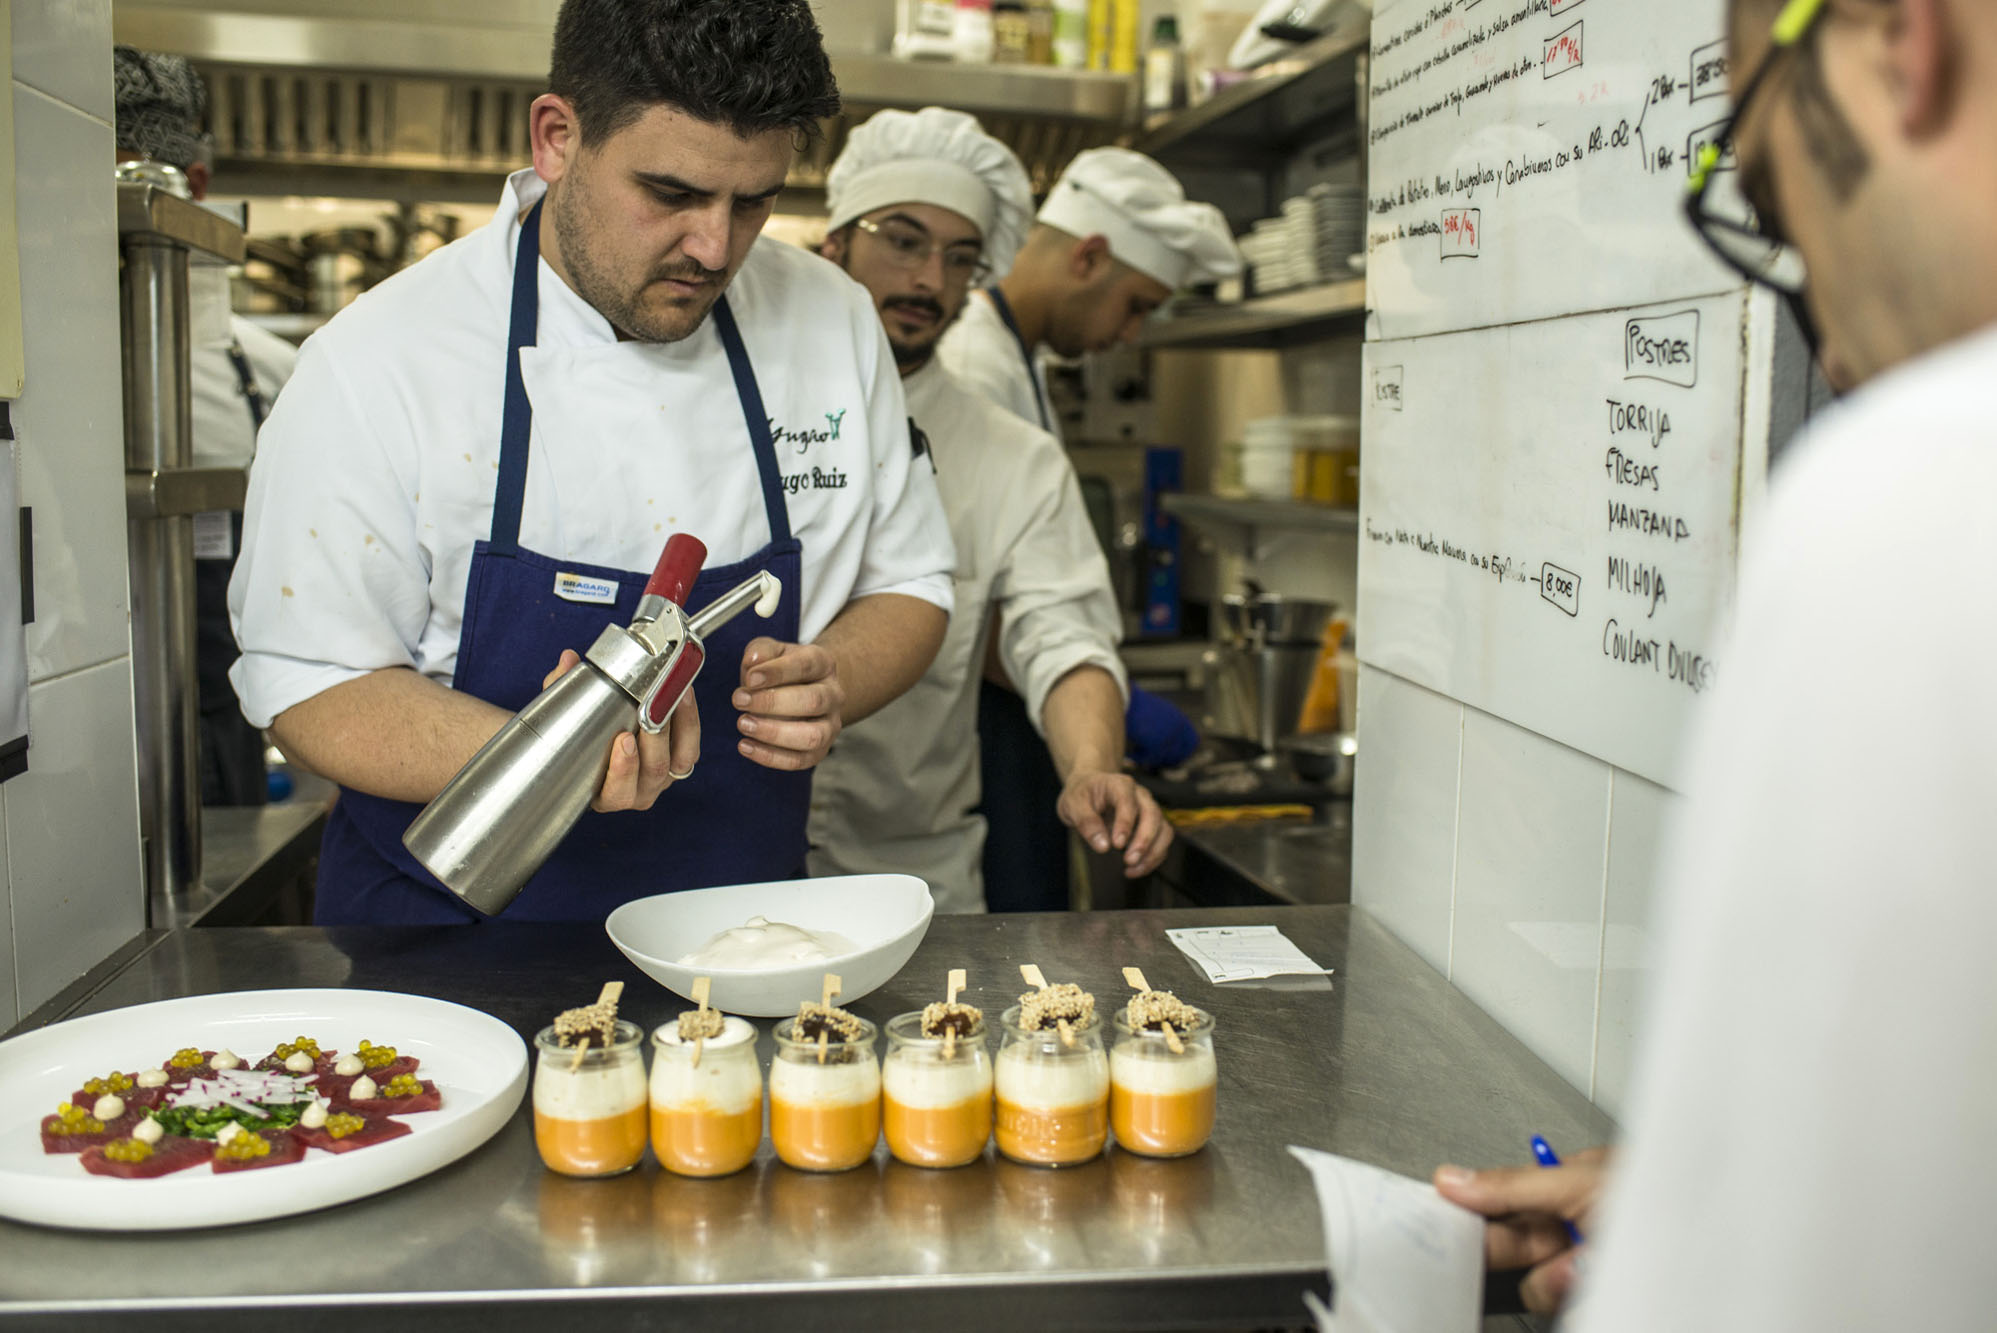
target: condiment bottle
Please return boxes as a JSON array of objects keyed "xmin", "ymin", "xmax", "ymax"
[
  {"xmin": 533, "ymin": 1019, "xmax": 648, "ymax": 1178},
  {"xmin": 883, "ymin": 1009, "xmax": 993, "ymax": 1169},
  {"xmin": 1109, "ymin": 1003, "xmax": 1216, "ymax": 1157},
  {"xmin": 994, "ymin": 1003, "xmax": 1109, "ymax": 1166},
  {"xmin": 649, "ymin": 1014, "xmax": 763, "ymax": 1177},
  {"xmin": 770, "ymin": 1012, "xmax": 881, "ymax": 1172}
]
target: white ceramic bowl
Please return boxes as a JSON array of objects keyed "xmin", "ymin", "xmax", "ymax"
[{"xmin": 606, "ymin": 874, "xmax": 934, "ymax": 1017}]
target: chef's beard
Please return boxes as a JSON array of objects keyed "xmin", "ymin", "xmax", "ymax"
[{"xmin": 550, "ymin": 181, "xmax": 724, "ymax": 343}]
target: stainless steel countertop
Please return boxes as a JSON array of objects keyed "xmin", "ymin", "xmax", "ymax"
[
  {"xmin": 153, "ymin": 787, "xmax": 331, "ymax": 931},
  {"xmin": 0, "ymin": 908, "xmax": 1612, "ymax": 1329},
  {"xmin": 1171, "ymin": 808, "xmax": 1353, "ymax": 908}
]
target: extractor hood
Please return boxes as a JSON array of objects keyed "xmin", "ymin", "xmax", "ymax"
[{"xmin": 111, "ymin": 0, "xmax": 1138, "ymax": 208}]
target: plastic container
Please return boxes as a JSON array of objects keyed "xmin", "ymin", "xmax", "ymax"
[
  {"xmin": 954, "ymin": 0, "xmax": 996, "ymax": 62},
  {"xmin": 893, "ymin": 0, "xmax": 961, "ymax": 58},
  {"xmin": 993, "ymin": 1, "xmax": 1031, "ymax": 61},
  {"xmin": 1240, "ymin": 418, "xmax": 1297, "ymax": 500},
  {"xmin": 649, "ymin": 1016, "xmax": 763, "ymax": 1177},
  {"xmin": 769, "ymin": 1015, "xmax": 881, "ymax": 1172},
  {"xmin": 1109, "ymin": 1006, "xmax": 1217, "ymax": 1157},
  {"xmin": 883, "ymin": 1011, "xmax": 994, "ymax": 1168},
  {"xmin": 994, "ymin": 1004, "xmax": 1110, "ymax": 1167},
  {"xmin": 532, "ymin": 1020, "xmax": 648, "ymax": 1178}
]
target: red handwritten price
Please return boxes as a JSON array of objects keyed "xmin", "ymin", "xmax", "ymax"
[
  {"xmin": 1543, "ymin": 22, "xmax": 1583, "ymax": 80},
  {"xmin": 1441, "ymin": 208, "xmax": 1481, "ymax": 259}
]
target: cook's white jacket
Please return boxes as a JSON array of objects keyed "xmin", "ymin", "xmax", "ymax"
[
  {"xmin": 938, "ymin": 288, "xmax": 1060, "ymax": 441},
  {"xmin": 190, "ymin": 260, "xmax": 295, "ymax": 470},
  {"xmin": 229, "ymin": 170, "xmax": 955, "ymax": 729},
  {"xmin": 807, "ymin": 357, "xmax": 1124, "ymax": 912}
]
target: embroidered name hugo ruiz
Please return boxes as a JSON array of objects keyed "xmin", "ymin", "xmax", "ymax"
[{"xmin": 781, "ymin": 466, "xmax": 849, "ymax": 495}]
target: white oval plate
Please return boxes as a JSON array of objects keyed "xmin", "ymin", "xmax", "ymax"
[{"xmin": 0, "ymin": 988, "xmax": 527, "ymax": 1231}]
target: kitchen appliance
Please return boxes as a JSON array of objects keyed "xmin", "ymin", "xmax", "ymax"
[
  {"xmin": 118, "ymin": 170, "xmax": 250, "ymax": 899},
  {"xmin": 402, "ymin": 534, "xmax": 781, "ymax": 916},
  {"xmin": 1204, "ymin": 591, "xmax": 1338, "ymax": 757}
]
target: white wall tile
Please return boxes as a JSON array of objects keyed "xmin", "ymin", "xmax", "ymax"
[
  {"xmin": 11, "ymin": 1, "xmax": 112, "ymax": 122},
  {"xmin": 0, "ymin": 787, "xmax": 15, "ymax": 1030},
  {"xmin": 12, "ymin": 87, "xmax": 129, "ymax": 682},
  {"xmin": 7, "ymin": 658, "xmax": 142, "ymax": 1013},
  {"xmin": 1351, "ymin": 666, "xmax": 1462, "ymax": 975},
  {"xmin": 1448, "ymin": 708, "xmax": 1612, "ymax": 1094},
  {"xmin": 1591, "ymin": 772, "xmax": 1675, "ymax": 1119}
]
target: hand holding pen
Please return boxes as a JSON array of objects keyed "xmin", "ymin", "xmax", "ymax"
[{"xmin": 1432, "ymin": 1138, "xmax": 1609, "ymax": 1318}]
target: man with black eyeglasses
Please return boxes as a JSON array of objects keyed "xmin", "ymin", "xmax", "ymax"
[
  {"xmin": 1430, "ymin": 1, "xmax": 1997, "ymax": 1326},
  {"xmin": 808, "ymin": 109, "xmax": 1171, "ymax": 912}
]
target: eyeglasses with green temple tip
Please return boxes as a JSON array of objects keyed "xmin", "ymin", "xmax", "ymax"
[{"xmin": 1683, "ymin": 0, "xmax": 1828, "ymax": 297}]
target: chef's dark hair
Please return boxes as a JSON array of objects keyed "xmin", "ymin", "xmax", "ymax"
[{"xmin": 549, "ymin": 0, "xmax": 840, "ymax": 145}]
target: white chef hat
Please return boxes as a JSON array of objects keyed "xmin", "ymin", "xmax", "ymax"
[
  {"xmin": 1038, "ymin": 147, "xmax": 1243, "ymax": 290},
  {"xmin": 825, "ymin": 107, "xmax": 1035, "ymax": 277}
]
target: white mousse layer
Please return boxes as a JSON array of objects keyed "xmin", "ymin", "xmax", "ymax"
[
  {"xmin": 1109, "ymin": 1043, "xmax": 1217, "ymax": 1096},
  {"xmin": 883, "ymin": 1050, "xmax": 993, "ymax": 1109},
  {"xmin": 534, "ymin": 1060, "xmax": 647, "ymax": 1119},
  {"xmin": 995, "ymin": 1044, "xmax": 1109, "ymax": 1109},
  {"xmin": 650, "ymin": 1018, "xmax": 763, "ymax": 1114},
  {"xmin": 769, "ymin": 1054, "xmax": 880, "ymax": 1107}
]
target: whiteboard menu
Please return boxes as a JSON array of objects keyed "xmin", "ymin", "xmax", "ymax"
[
  {"xmin": 1359, "ymin": 292, "xmax": 1746, "ymax": 786},
  {"xmin": 1366, "ymin": 0, "xmax": 1739, "ymax": 338}
]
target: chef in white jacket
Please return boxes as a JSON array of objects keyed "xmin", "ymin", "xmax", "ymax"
[
  {"xmin": 938, "ymin": 146, "xmax": 1242, "ymax": 440},
  {"xmin": 229, "ymin": 0, "xmax": 956, "ymax": 924},
  {"xmin": 807, "ymin": 109, "xmax": 1171, "ymax": 912}
]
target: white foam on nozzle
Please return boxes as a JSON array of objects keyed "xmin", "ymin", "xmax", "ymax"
[{"xmin": 754, "ymin": 576, "xmax": 782, "ymax": 618}]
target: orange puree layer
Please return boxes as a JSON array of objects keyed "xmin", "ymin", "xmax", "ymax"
[
  {"xmin": 535, "ymin": 1105, "xmax": 647, "ymax": 1177},
  {"xmin": 770, "ymin": 1096, "xmax": 880, "ymax": 1172},
  {"xmin": 1110, "ymin": 1084, "xmax": 1215, "ymax": 1158},
  {"xmin": 650, "ymin": 1100, "xmax": 763, "ymax": 1177},
  {"xmin": 994, "ymin": 1098, "xmax": 1107, "ymax": 1166},
  {"xmin": 884, "ymin": 1094, "xmax": 991, "ymax": 1168}
]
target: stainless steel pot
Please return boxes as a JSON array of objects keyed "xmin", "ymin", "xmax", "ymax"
[
  {"xmin": 1218, "ymin": 592, "xmax": 1338, "ymax": 646},
  {"xmin": 1279, "ymin": 732, "xmax": 1356, "ymax": 796}
]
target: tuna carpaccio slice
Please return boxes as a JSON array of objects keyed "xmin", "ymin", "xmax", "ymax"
[
  {"xmin": 79, "ymin": 1135, "xmax": 214, "ymax": 1179},
  {"xmin": 211, "ymin": 1128, "xmax": 307, "ymax": 1174},
  {"xmin": 40, "ymin": 1108, "xmax": 145, "ymax": 1154},
  {"xmin": 348, "ymin": 1080, "xmax": 441, "ymax": 1118},
  {"xmin": 293, "ymin": 1115, "xmax": 413, "ymax": 1154}
]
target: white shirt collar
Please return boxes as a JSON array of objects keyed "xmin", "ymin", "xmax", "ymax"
[{"xmin": 495, "ymin": 167, "xmax": 621, "ymax": 349}]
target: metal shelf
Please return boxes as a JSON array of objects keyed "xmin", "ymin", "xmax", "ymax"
[
  {"xmin": 1134, "ymin": 19, "xmax": 1370, "ymax": 166},
  {"xmin": 1142, "ymin": 279, "xmax": 1366, "ymax": 350},
  {"xmin": 1163, "ymin": 494, "xmax": 1359, "ymax": 544}
]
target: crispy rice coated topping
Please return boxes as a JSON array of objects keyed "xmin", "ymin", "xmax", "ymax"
[
  {"xmin": 553, "ymin": 998, "xmax": 619, "ymax": 1048},
  {"xmin": 920, "ymin": 1001, "xmax": 983, "ymax": 1039},
  {"xmin": 676, "ymin": 1008, "xmax": 726, "ymax": 1041},
  {"xmin": 794, "ymin": 1001, "xmax": 863, "ymax": 1043},
  {"xmin": 1127, "ymin": 989, "xmax": 1201, "ymax": 1032},
  {"xmin": 1016, "ymin": 983, "xmax": 1094, "ymax": 1032}
]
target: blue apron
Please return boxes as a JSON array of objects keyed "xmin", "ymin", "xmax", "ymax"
[
  {"xmin": 983, "ymin": 285, "xmax": 1053, "ymax": 433},
  {"xmin": 315, "ymin": 199, "xmax": 810, "ymax": 924}
]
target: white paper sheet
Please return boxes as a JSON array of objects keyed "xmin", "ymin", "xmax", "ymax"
[
  {"xmin": 1289, "ymin": 1146, "xmax": 1485, "ymax": 1333},
  {"xmin": 1165, "ymin": 925, "xmax": 1334, "ymax": 983}
]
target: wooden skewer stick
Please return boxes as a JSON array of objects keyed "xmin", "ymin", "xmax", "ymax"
[
  {"xmin": 1020, "ymin": 963, "xmax": 1074, "ymax": 1046},
  {"xmin": 817, "ymin": 973, "xmax": 841, "ymax": 1065},
  {"xmin": 1122, "ymin": 965, "xmax": 1182, "ymax": 1053},
  {"xmin": 568, "ymin": 980, "xmax": 626, "ymax": 1070},
  {"xmin": 691, "ymin": 975, "xmax": 712, "ymax": 1069},
  {"xmin": 943, "ymin": 967, "xmax": 966, "ymax": 1059}
]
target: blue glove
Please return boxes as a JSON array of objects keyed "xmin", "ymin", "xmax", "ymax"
[{"xmin": 1125, "ymin": 686, "xmax": 1200, "ymax": 770}]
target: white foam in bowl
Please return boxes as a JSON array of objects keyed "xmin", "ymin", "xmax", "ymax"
[{"xmin": 606, "ymin": 874, "xmax": 934, "ymax": 1018}]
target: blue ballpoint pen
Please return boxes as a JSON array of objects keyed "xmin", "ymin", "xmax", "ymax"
[{"xmin": 1529, "ymin": 1134, "xmax": 1587, "ymax": 1246}]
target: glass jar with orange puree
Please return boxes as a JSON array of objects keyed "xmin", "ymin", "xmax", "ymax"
[
  {"xmin": 1109, "ymin": 996, "xmax": 1216, "ymax": 1158},
  {"xmin": 769, "ymin": 1007, "xmax": 880, "ymax": 1172},
  {"xmin": 883, "ymin": 1007, "xmax": 992, "ymax": 1169},
  {"xmin": 649, "ymin": 1012, "xmax": 763, "ymax": 1177},
  {"xmin": 994, "ymin": 990, "xmax": 1109, "ymax": 1167},
  {"xmin": 533, "ymin": 1019, "xmax": 648, "ymax": 1177}
]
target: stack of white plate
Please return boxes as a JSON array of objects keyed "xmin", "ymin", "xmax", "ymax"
[{"xmin": 1239, "ymin": 185, "xmax": 1365, "ymax": 296}]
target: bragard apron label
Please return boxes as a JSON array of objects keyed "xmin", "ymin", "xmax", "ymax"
[{"xmin": 552, "ymin": 571, "xmax": 619, "ymax": 604}]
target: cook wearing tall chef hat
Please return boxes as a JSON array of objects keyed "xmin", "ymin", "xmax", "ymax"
[
  {"xmin": 807, "ymin": 108, "xmax": 1172, "ymax": 914},
  {"xmin": 113, "ymin": 47, "xmax": 298, "ymax": 810},
  {"xmin": 938, "ymin": 145, "xmax": 1242, "ymax": 440},
  {"xmin": 228, "ymin": 0, "xmax": 957, "ymax": 924},
  {"xmin": 935, "ymin": 146, "xmax": 1233, "ymax": 910}
]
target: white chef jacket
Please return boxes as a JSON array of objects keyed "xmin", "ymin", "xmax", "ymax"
[
  {"xmin": 229, "ymin": 169, "xmax": 955, "ymax": 730},
  {"xmin": 189, "ymin": 260, "xmax": 295, "ymax": 471},
  {"xmin": 938, "ymin": 288, "xmax": 1060, "ymax": 440},
  {"xmin": 807, "ymin": 357, "xmax": 1123, "ymax": 913},
  {"xmin": 1567, "ymin": 321, "xmax": 1997, "ymax": 1332}
]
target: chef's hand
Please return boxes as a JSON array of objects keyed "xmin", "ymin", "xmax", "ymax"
[
  {"xmin": 543, "ymin": 650, "xmax": 700, "ymax": 812},
  {"xmin": 1057, "ymin": 771, "xmax": 1173, "ymax": 877},
  {"xmin": 732, "ymin": 638, "xmax": 844, "ymax": 771},
  {"xmin": 1433, "ymin": 1149, "xmax": 1611, "ymax": 1316}
]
